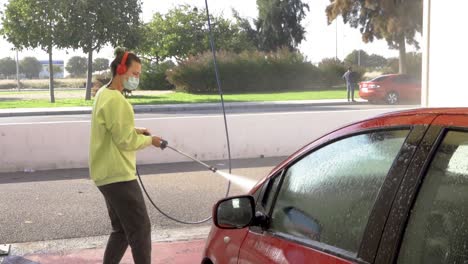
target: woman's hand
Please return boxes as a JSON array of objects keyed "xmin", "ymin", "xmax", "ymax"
[
  {"xmin": 135, "ymin": 127, "xmax": 151, "ymax": 136},
  {"xmin": 152, "ymin": 136, "xmax": 168, "ymax": 150}
]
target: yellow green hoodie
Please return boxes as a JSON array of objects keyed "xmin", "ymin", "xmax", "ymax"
[{"xmin": 89, "ymin": 87, "xmax": 152, "ymax": 186}]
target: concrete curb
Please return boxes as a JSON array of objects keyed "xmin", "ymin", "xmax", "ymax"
[
  {"xmin": 0, "ymin": 100, "xmax": 368, "ymax": 117},
  {"xmin": 0, "ymin": 226, "xmax": 210, "ymax": 261}
]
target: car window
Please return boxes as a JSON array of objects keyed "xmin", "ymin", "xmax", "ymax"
[
  {"xmin": 371, "ymin": 76, "xmax": 389, "ymax": 82},
  {"xmin": 408, "ymin": 76, "xmax": 420, "ymax": 84},
  {"xmin": 269, "ymin": 129, "xmax": 410, "ymax": 254},
  {"xmin": 398, "ymin": 131, "xmax": 468, "ymax": 264},
  {"xmin": 261, "ymin": 171, "xmax": 283, "ymax": 212},
  {"xmin": 393, "ymin": 75, "xmax": 411, "ymax": 84},
  {"xmin": 251, "ymin": 184, "xmax": 263, "ymax": 201},
  {"xmin": 392, "ymin": 75, "xmax": 403, "ymax": 83}
]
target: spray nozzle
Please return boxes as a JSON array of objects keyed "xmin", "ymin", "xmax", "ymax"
[{"xmin": 210, "ymin": 167, "xmax": 217, "ymax": 173}]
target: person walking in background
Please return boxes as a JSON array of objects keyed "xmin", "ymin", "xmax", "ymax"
[{"xmin": 343, "ymin": 67, "xmax": 357, "ymax": 102}]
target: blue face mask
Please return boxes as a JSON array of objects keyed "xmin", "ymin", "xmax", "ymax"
[{"xmin": 123, "ymin": 76, "xmax": 139, "ymax": 91}]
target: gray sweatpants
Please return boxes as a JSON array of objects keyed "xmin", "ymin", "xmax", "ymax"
[{"xmin": 98, "ymin": 180, "xmax": 152, "ymax": 264}]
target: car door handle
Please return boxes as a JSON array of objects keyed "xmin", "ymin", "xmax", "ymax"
[{"xmin": 224, "ymin": 236, "xmax": 231, "ymax": 244}]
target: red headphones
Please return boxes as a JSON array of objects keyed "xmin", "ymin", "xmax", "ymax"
[{"xmin": 116, "ymin": 51, "xmax": 129, "ymax": 75}]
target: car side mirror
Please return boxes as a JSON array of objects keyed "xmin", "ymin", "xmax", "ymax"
[{"xmin": 214, "ymin": 195, "xmax": 255, "ymax": 229}]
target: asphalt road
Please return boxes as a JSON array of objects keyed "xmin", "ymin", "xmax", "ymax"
[
  {"xmin": 0, "ymin": 157, "xmax": 284, "ymax": 244},
  {"xmin": 0, "ymin": 104, "xmax": 417, "ymax": 124}
]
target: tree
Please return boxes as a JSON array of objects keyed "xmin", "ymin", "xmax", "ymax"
[
  {"xmin": 66, "ymin": 56, "xmax": 87, "ymax": 77},
  {"xmin": 93, "ymin": 58, "xmax": 109, "ymax": 72},
  {"xmin": 53, "ymin": 65, "xmax": 63, "ymax": 77},
  {"xmin": 1, "ymin": 0, "xmax": 69, "ymax": 102},
  {"xmin": 326, "ymin": 0, "xmax": 423, "ymax": 74},
  {"xmin": 0, "ymin": 57, "xmax": 17, "ymax": 78},
  {"xmin": 406, "ymin": 52, "xmax": 422, "ymax": 79},
  {"xmin": 387, "ymin": 52, "xmax": 422, "ymax": 78},
  {"xmin": 344, "ymin": 50, "xmax": 388, "ymax": 69},
  {"xmin": 344, "ymin": 50, "xmax": 370, "ymax": 67},
  {"xmin": 62, "ymin": 0, "xmax": 142, "ymax": 100},
  {"xmin": 19, "ymin": 57, "xmax": 42, "ymax": 79},
  {"xmin": 235, "ymin": 0, "xmax": 310, "ymax": 52},
  {"xmin": 367, "ymin": 54, "xmax": 388, "ymax": 69},
  {"xmin": 138, "ymin": 5, "xmax": 255, "ymax": 64},
  {"xmin": 257, "ymin": 0, "xmax": 310, "ymax": 51}
]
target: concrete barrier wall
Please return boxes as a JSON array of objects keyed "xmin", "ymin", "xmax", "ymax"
[{"xmin": 0, "ymin": 109, "xmax": 395, "ymax": 173}]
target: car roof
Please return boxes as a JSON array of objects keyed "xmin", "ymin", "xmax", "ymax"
[
  {"xmin": 368, "ymin": 73, "xmax": 416, "ymax": 79},
  {"xmin": 379, "ymin": 74, "xmax": 400, "ymax": 77},
  {"xmin": 377, "ymin": 107, "xmax": 468, "ymax": 118}
]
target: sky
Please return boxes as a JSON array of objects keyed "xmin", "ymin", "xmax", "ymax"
[{"xmin": 0, "ymin": 0, "xmax": 420, "ymax": 65}]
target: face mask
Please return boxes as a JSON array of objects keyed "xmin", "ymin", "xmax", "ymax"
[{"xmin": 123, "ymin": 76, "xmax": 139, "ymax": 91}]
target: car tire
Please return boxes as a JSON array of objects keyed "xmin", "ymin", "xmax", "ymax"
[
  {"xmin": 385, "ymin": 91, "xmax": 399, "ymax": 105},
  {"xmin": 202, "ymin": 258, "xmax": 214, "ymax": 264}
]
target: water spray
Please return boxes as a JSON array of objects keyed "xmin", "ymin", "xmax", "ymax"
[
  {"xmin": 165, "ymin": 145, "xmax": 256, "ymax": 192},
  {"xmin": 136, "ymin": 144, "xmax": 256, "ymax": 225}
]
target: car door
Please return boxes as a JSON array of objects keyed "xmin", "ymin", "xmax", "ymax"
[
  {"xmin": 375, "ymin": 114, "xmax": 468, "ymax": 264},
  {"xmin": 237, "ymin": 114, "xmax": 435, "ymax": 264},
  {"xmin": 391, "ymin": 75, "xmax": 412, "ymax": 100},
  {"xmin": 407, "ymin": 76, "xmax": 422, "ymax": 101}
]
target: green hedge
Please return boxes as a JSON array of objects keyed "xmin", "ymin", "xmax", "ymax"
[
  {"xmin": 140, "ymin": 61, "xmax": 175, "ymax": 90},
  {"xmin": 166, "ymin": 49, "xmax": 329, "ymax": 94},
  {"xmin": 317, "ymin": 58, "xmax": 347, "ymax": 87},
  {"xmin": 319, "ymin": 58, "xmax": 367, "ymax": 86},
  {"xmin": 0, "ymin": 78, "xmax": 87, "ymax": 90}
]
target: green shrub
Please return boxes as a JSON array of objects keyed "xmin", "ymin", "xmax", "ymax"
[
  {"xmin": 91, "ymin": 74, "xmax": 111, "ymax": 97},
  {"xmin": 317, "ymin": 58, "xmax": 347, "ymax": 87},
  {"xmin": 166, "ymin": 49, "xmax": 324, "ymax": 94},
  {"xmin": 351, "ymin": 66, "xmax": 366, "ymax": 83},
  {"xmin": 140, "ymin": 61, "xmax": 175, "ymax": 90},
  {"xmin": 386, "ymin": 53, "xmax": 422, "ymax": 79}
]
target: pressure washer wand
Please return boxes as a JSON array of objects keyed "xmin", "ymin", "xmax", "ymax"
[{"xmin": 166, "ymin": 145, "xmax": 218, "ymax": 173}]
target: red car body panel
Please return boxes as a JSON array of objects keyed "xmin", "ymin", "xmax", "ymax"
[
  {"xmin": 238, "ymin": 231, "xmax": 353, "ymax": 264},
  {"xmin": 203, "ymin": 108, "xmax": 468, "ymax": 264}
]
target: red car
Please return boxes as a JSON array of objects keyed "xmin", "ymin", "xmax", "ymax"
[
  {"xmin": 203, "ymin": 108, "xmax": 468, "ymax": 264},
  {"xmin": 359, "ymin": 74, "xmax": 421, "ymax": 104}
]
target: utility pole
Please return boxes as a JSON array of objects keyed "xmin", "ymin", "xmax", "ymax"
[
  {"xmin": 358, "ymin": 49, "xmax": 361, "ymax": 66},
  {"xmin": 335, "ymin": 20, "xmax": 338, "ymax": 60},
  {"xmin": 16, "ymin": 50, "xmax": 20, "ymax": 91}
]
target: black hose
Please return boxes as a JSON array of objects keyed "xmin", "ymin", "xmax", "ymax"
[
  {"xmin": 137, "ymin": 167, "xmax": 212, "ymax": 224},
  {"xmin": 136, "ymin": 0, "xmax": 232, "ymax": 225}
]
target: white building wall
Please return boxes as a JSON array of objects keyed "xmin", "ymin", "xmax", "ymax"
[{"xmin": 423, "ymin": 0, "xmax": 468, "ymax": 107}]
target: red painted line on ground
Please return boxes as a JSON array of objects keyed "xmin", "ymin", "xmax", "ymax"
[{"xmin": 12, "ymin": 239, "xmax": 206, "ymax": 264}]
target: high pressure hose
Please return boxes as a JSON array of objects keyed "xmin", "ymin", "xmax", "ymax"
[{"xmin": 136, "ymin": 0, "xmax": 232, "ymax": 225}]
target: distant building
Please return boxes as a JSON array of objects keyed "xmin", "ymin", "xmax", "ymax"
[{"xmin": 39, "ymin": 60, "xmax": 64, "ymax": 79}]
